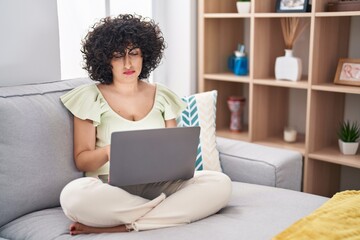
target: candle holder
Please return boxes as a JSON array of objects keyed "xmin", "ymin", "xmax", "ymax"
[
  {"xmin": 284, "ymin": 127, "xmax": 297, "ymax": 143},
  {"xmin": 227, "ymin": 96, "xmax": 246, "ymax": 132}
]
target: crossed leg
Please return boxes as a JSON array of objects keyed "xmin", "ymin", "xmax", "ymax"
[{"xmin": 60, "ymin": 171, "xmax": 232, "ymax": 235}]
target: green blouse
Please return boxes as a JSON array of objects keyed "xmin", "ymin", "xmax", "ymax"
[{"xmin": 60, "ymin": 82, "xmax": 186, "ymax": 178}]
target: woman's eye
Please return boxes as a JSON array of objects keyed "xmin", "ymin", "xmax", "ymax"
[
  {"xmin": 129, "ymin": 51, "xmax": 139, "ymax": 56},
  {"xmin": 113, "ymin": 52, "xmax": 125, "ymax": 58}
]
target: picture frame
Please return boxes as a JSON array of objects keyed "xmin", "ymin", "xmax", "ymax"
[
  {"xmin": 334, "ymin": 58, "xmax": 360, "ymax": 87},
  {"xmin": 276, "ymin": 0, "xmax": 309, "ymax": 13}
]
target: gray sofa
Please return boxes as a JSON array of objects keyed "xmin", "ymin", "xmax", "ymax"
[{"xmin": 0, "ymin": 78, "xmax": 328, "ymax": 240}]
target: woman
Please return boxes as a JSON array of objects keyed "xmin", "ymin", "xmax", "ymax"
[{"xmin": 60, "ymin": 14, "xmax": 232, "ymax": 235}]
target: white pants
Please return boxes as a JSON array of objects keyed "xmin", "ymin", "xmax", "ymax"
[{"xmin": 60, "ymin": 170, "xmax": 232, "ymax": 231}]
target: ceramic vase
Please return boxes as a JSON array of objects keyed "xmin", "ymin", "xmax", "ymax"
[
  {"xmin": 275, "ymin": 49, "xmax": 302, "ymax": 81},
  {"xmin": 338, "ymin": 139, "xmax": 359, "ymax": 155},
  {"xmin": 236, "ymin": 2, "xmax": 251, "ymax": 13}
]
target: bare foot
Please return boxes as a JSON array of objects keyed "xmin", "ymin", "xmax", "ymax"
[{"xmin": 69, "ymin": 222, "xmax": 130, "ymax": 235}]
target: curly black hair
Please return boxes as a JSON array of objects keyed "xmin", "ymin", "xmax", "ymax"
[{"xmin": 81, "ymin": 14, "xmax": 165, "ymax": 84}]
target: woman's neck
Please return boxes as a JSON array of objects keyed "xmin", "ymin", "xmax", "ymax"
[{"xmin": 111, "ymin": 80, "xmax": 142, "ymax": 95}]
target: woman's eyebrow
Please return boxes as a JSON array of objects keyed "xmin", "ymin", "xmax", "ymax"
[{"xmin": 127, "ymin": 46, "xmax": 140, "ymax": 51}]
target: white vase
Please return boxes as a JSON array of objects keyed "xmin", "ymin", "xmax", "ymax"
[
  {"xmin": 338, "ymin": 139, "xmax": 359, "ymax": 155},
  {"xmin": 236, "ymin": 2, "xmax": 251, "ymax": 13},
  {"xmin": 275, "ymin": 49, "xmax": 302, "ymax": 81}
]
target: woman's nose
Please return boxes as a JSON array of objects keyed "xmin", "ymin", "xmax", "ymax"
[{"xmin": 124, "ymin": 54, "xmax": 131, "ymax": 69}]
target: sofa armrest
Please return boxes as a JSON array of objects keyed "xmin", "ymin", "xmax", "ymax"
[{"xmin": 216, "ymin": 137, "xmax": 302, "ymax": 191}]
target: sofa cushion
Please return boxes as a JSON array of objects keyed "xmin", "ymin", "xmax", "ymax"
[
  {"xmin": 177, "ymin": 91, "xmax": 221, "ymax": 171},
  {"xmin": 0, "ymin": 182, "xmax": 327, "ymax": 240},
  {"xmin": 0, "ymin": 78, "xmax": 91, "ymax": 227},
  {"xmin": 217, "ymin": 137, "xmax": 303, "ymax": 191}
]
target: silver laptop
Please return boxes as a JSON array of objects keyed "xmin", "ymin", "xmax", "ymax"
[{"xmin": 109, "ymin": 126, "xmax": 200, "ymax": 187}]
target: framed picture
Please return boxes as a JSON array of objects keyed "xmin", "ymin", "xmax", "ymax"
[
  {"xmin": 334, "ymin": 58, "xmax": 360, "ymax": 87},
  {"xmin": 276, "ymin": 0, "xmax": 309, "ymax": 12}
]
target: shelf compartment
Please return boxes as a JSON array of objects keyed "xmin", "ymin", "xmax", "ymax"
[
  {"xmin": 253, "ymin": 78, "xmax": 309, "ymax": 89},
  {"xmin": 252, "ymin": 85, "xmax": 307, "ymax": 144},
  {"xmin": 253, "ymin": 17, "xmax": 311, "ymax": 80},
  {"xmin": 203, "ymin": 0, "xmax": 237, "ymax": 14},
  {"xmin": 216, "ymin": 128, "xmax": 249, "ymax": 141},
  {"xmin": 253, "ymin": 0, "xmax": 313, "ymax": 13},
  {"xmin": 312, "ymin": 16, "xmax": 351, "ymax": 85},
  {"xmin": 254, "ymin": 0, "xmax": 276, "ymax": 13},
  {"xmin": 204, "ymin": 73, "xmax": 250, "ymax": 83},
  {"xmin": 253, "ymin": 134, "xmax": 306, "ymax": 155},
  {"xmin": 303, "ymin": 158, "xmax": 341, "ymax": 197},
  {"xmin": 204, "ymin": 80, "xmax": 249, "ymax": 134},
  {"xmin": 314, "ymin": 0, "xmax": 360, "ymax": 13},
  {"xmin": 203, "ymin": 18, "xmax": 250, "ymax": 74},
  {"xmin": 308, "ymin": 91, "xmax": 345, "ymax": 152},
  {"xmin": 309, "ymin": 145, "xmax": 360, "ymax": 169}
]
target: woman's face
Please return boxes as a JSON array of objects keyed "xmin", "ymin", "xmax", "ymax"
[{"xmin": 110, "ymin": 47, "xmax": 143, "ymax": 82}]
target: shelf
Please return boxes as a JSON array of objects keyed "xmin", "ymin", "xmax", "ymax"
[
  {"xmin": 199, "ymin": 0, "xmax": 360, "ymax": 197},
  {"xmin": 216, "ymin": 128, "xmax": 249, "ymax": 141},
  {"xmin": 204, "ymin": 13, "xmax": 251, "ymax": 18},
  {"xmin": 253, "ymin": 79, "xmax": 309, "ymax": 89},
  {"xmin": 204, "ymin": 73, "xmax": 250, "ymax": 83},
  {"xmin": 312, "ymin": 83, "xmax": 360, "ymax": 94},
  {"xmin": 254, "ymin": 13, "xmax": 312, "ymax": 18},
  {"xmin": 309, "ymin": 146, "xmax": 360, "ymax": 169},
  {"xmin": 253, "ymin": 135, "xmax": 306, "ymax": 155},
  {"xmin": 315, "ymin": 11, "xmax": 360, "ymax": 17}
]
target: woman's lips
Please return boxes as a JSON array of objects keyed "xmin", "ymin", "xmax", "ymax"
[{"xmin": 124, "ymin": 70, "xmax": 135, "ymax": 75}]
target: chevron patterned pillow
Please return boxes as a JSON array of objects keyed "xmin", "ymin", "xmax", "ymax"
[{"xmin": 177, "ymin": 90, "xmax": 222, "ymax": 172}]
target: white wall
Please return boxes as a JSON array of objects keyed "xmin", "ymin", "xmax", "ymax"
[
  {"xmin": 0, "ymin": 0, "xmax": 61, "ymax": 86},
  {"xmin": 57, "ymin": 0, "xmax": 106, "ymax": 80},
  {"xmin": 152, "ymin": 0, "xmax": 197, "ymax": 96},
  {"xmin": 56, "ymin": 0, "xmax": 195, "ymax": 97},
  {"xmin": 110, "ymin": 0, "xmax": 152, "ymax": 17}
]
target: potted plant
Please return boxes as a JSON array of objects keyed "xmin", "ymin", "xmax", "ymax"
[
  {"xmin": 237, "ymin": 0, "xmax": 251, "ymax": 14},
  {"xmin": 338, "ymin": 120, "xmax": 360, "ymax": 155}
]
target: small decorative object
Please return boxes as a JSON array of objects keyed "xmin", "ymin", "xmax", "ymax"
[
  {"xmin": 237, "ymin": 0, "xmax": 251, "ymax": 14},
  {"xmin": 275, "ymin": 17, "xmax": 307, "ymax": 81},
  {"xmin": 227, "ymin": 96, "xmax": 246, "ymax": 132},
  {"xmin": 338, "ymin": 120, "xmax": 360, "ymax": 155},
  {"xmin": 334, "ymin": 58, "xmax": 360, "ymax": 87},
  {"xmin": 276, "ymin": 0, "xmax": 309, "ymax": 12},
  {"xmin": 284, "ymin": 127, "xmax": 297, "ymax": 143},
  {"xmin": 327, "ymin": 0, "xmax": 360, "ymax": 12},
  {"xmin": 228, "ymin": 44, "xmax": 249, "ymax": 76}
]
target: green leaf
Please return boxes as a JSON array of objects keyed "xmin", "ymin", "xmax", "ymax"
[{"xmin": 338, "ymin": 120, "xmax": 360, "ymax": 143}]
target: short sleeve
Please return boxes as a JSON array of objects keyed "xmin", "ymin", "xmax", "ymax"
[
  {"xmin": 60, "ymin": 84, "xmax": 108, "ymax": 126},
  {"xmin": 156, "ymin": 84, "xmax": 187, "ymax": 120}
]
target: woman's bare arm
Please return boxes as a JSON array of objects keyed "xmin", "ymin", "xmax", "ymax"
[
  {"xmin": 73, "ymin": 117, "xmax": 110, "ymax": 172},
  {"xmin": 165, "ymin": 119, "xmax": 177, "ymax": 128}
]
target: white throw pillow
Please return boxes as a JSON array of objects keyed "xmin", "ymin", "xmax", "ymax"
[{"xmin": 177, "ymin": 91, "xmax": 222, "ymax": 172}]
